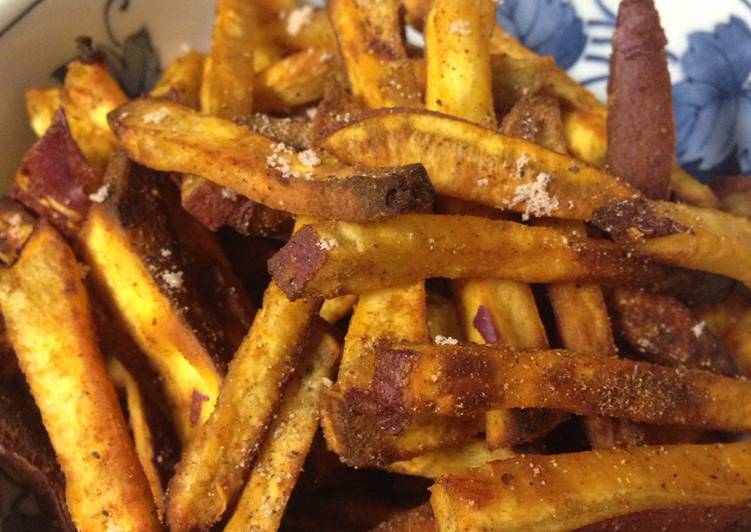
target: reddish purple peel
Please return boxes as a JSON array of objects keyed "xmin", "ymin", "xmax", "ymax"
[
  {"xmin": 473, "ymin": 304, "xmax": 501, "ymax": 344},
  {"xmin": 189, "ymin": 390, "xmax": 210, "ymax": 426},
  {"xmin": 11, "ymin": 109, "xmax": 99, "ymax": 235}
]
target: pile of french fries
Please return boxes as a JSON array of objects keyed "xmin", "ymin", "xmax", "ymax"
[{"xmin": 4, "ymin": 0, "xmax": 751, "ymax": 530}]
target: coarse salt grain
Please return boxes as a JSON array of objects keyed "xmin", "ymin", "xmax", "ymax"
[
  {"xmin": 317, "ymin": 237, "xmax": 338, "ymax": 251},
  {"xmin": 692, "ymin": 321, "xmax": 706, "ymax": 338},
  {"xmin": 509, "ymin": 172, "xmax": 560, "ymax": 221},
  {"xmin": 515, "ymin": 153, "xmax": 530, "ymax": 178},
  {"xmin": 434, "ymin": 335, "xmax": 459, "ymax": 345},
  {"xmin": 477, "ymin": 178, "xmax": 489, "ymax": 187},
  {"xmin": 285, "ymin": 5, "xmax": 314, "ymax": 36},
  {"xmin": 449, "ymin": 20, "xmax": 472, "ymax": 35},
  {"xmin": 88, "ymin": 184, "xmax": 110, "ymax": 203},
  {"xmin": 221, "ymin": 187, "xmax": 237, "ymax": 200},
  {"xmin": 142, "ymin": 107, "xmax": 169, "ymax": 124},
  {"xmin": 160, "ymin": 248, "xmax": 172, "ymax": 258},
  {"xmin": 297, "ymin": 148, "xmax": 321, "ymax": 167},
  {"xmin": 160, "ymin": 270, "xmax": 184, "ymax": 290}
]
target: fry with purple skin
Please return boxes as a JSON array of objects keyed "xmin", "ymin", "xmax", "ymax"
[{"xmin": 606, "ymin": 0, "xmax": 674, "ymax": 199}]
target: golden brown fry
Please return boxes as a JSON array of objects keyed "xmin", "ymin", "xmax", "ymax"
[
  {"xmin": 268, "ymin": 214, "xmax": 670, "ymax": 300},
  {"xmin": 150, "ymin": 49, "xmax": 204, "ymax": 109},
  {"xmin": 80, "ymin": 153, "xmax": 251, "ymax": 442},
  {"xmin": 322, "ymin": 109, "xmax": 634, "ymax": 220},
  {"xmin": 370, "ymin": 342, "xmax": 751, "ymax": 433},
  {"xmin": 225, "ymin": 324, "xmax": 340, "ymax": 532},
  {"xmin": 698, "ymin": 292, "xmax": 751, "ymax": 378},
  {"xmin": 424, "ymin": 0, "xmax": 496, "ymax": 126},
  {"xmin": 166, "ymin": 282, "xmax": 320, "ymax": 531},
  {"xmin": 61, "ymin": 60, "xmax": 127, "ymax": 175},
  {"xmin": 431, "ymin": 442, "xmax": 751, "ymax": 531},
  {"xmin": 106, "ymin": 357, "xmax": 166, "ymax": 519},
  {"xmin": 389, "ymin": 440, "xmax": 514, "ymax": 479},
  {"xmin": 267, "ymin": 8, "xmax": 337, "ymax": 52},
  {"xmin": 592, "ymin": 198, "xmax": 751, "ymax": 287},
  {"xmin": 712, "ymin": 175, "xmax": 751, "ymax": 217},
  {"xmin": 0, "ymin": 199, "xmax": 35, "ymax": 267},
  {"xmin": 320, "ymin": 294, "xmax": 357, "ymax": 324},
  {"xmin": 110, "ymin": 99, "xmax": 434, "ymax": 221},
  {"xmin": 25, "ymin": 87, "xmax": 62, "ymax": 137},
  {"xmin": 328, "ymin": 0, "xmax": 421, "ymax": 108},
  {"xmin": 0, "ymin": 222, "xmax": 160, "ymax": 530},
  {"xmin": 254, "ymin": 47, "xmax": 342, "ymax": 113},
  {"xmin": 375, "ymin": 504, "xmax": 437, "ymax": 532},
  {"xmin": 201, "ymin": 0, "xmax": 256, "ymax": 118}
]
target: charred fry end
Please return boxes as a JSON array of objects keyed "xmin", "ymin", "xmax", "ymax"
[{"xmin": 591, "ymin": 198, "xmax": 689, "ymax": 242}]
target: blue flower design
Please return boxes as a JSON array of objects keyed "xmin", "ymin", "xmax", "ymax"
[
  {"xmin": 673, "ymin": 16, "xmax": 751, "ymax": 177},
  {"xmin": 497, "ymin": 0, "xmax": 586, "ymax": 69}
]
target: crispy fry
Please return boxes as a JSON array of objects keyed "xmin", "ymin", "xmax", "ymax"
[
  {"xmin": 424, "ymin": 0, "xmax": 495, "ymax": 126},
  {"xmin": 224, "ymin": 324, "xmax": 340, "ymax": 532},
  {"xmin": 322, "ymin": 109, "xmax": 635, "ymax": 220},
  {"xmin": 671, "ymin": 167, "xmax": 720, "ymax": 208},
  {"xmin": 106, "ymin": 357, "xmax": 167, "ymax": 519},
  {"xmin": 268, "ymin": 8, "xmax": 337, "ymax": 52},
  {"xmin": 607, "ymin": 0, "xmax": 674, "ymax": 200},
  {"xmin": 374, "ymin": 504, "xmax": 437, "ymax": 532},
  {"xmin": 0, "ymin": 199, "xmax": 36, "ymax": 267},
  {"xmin": 166, "ymin": 282, "xmax": 320, "ymax": 531},
  {"xmin": 389, "ymin": 440, "xmax": 514, "ymax": 479},
  {"xmin": 592, "ymin": 198, "xmax": 751, "ymax": 287},
  {"xmin": 201, "ymin": 0, "xmax": 256, "ymax": 118},
  {"xmin": 0, "ymin": 222, "xmax": 160, "ymax": 530},
  {"xmin": 327, "ymin": 0, "xmax": 421, "ymax": 108},
  {"xmin": 239, "ymin": 113, "xmax": 313, "ymax": 149},
  {"xmin": 698, "ymin": 292, "xmax": 751, "ymax": 378},
  {"xmin": 25, "ymin": 87, "xmax": 62, "ymax": 137},
  {"xmin": 110, "ymin": 99, "xmax": 434, "ymax": 221},
  {"xmin": 320, "ymin": 294, "xmax": 357, "ymax": 324},
  {"xmin": 61, "ymin": 60, "xmax": 127, "ymax": 175},
  {"xmin": 11, "ymin": 109, "xmax": 100, "ymax": 236},
  {"xmin": 268, "ymin": 214, "xmax": 671, "ymax": 300},
  {"xmin": 150, "ymin": 49, "xmax": 204, "ymax": 109},
  {"xmin": 369, "ymin": 342, "xmax": 751, "ymax": 433},
  {"xmin": 712, "ymin": 175, "xmax": 751, "ymax": 218},
  {"xmin": 611, "ymin": 288, "xmax": 737, "ymax": 376},
  {"xmin": 254, "ymin": 47, "xmax": 342, "ymax": 113},
  {"xmin": 430, "ymin": 442, "xmax": 751, "ymax": 531},
  {"xmin": 80, "ymin": 153, "xmax": 251, "ymax": 441}
]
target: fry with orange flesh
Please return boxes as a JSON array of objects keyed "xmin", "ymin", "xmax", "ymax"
[
  {"xmin": 319, "ymin": 294, "xmax": 357, "ymax": 324},
  {"xmin": 61, "ymin": 60, "xmax": 127, "ymax": 175},
  {"xmin": 224, "ymin": 324, "xmax": 340, "ymax": 532},
  {"xmin": 79, "ymin": 153, "xmax": 251, "ymax": 442},
  {"xmin": 106, "ymin": 357, "xmax": 167, "ymax": 519},
  {"xmin": 25, "ymin": 87, "xmax": 62, "ymax": 137},
  {"xmin": 368, "ymin": 342, "xmax": 751, "ymax": 433},
  {"xmin": 166, "ymin": 282, "xmax": 320, "ymax": 531},
  {"xmin": 268, "ymin": 214, "xmax": 671, "ymax": 300},
  {"xmin": 424, "ymin": 0, "xmax": 496, "ymax": 127},
  {"xmin": 607, "ymin": 0, "xmax": 674, "ymax": 200},
  {"xmin": 431, "ymin": 442, "xmax": 751, "ymax": 531},
  {"xmin": 110, "ymin": 99, "xmax": 434, "ymax": 221},
  {"xmin": 322, "ymin": 109, "xmax": 634, "ymax": 220},
  {"xmin": 592, "ymin": 198, "xmax": 751, "ymax": 287},
  {"xmin": 0, "ymin": 222, "xmax": 160, "ymax": 530},
  {"xmin": 327, "ymin": 0, "xmax": 421, "ymax": 108},
  {"xmin": 149, "ymin": 50, "xmax": 204, "ymax": 109},
  {"xmin": 254, "ymin": 47, "xmax": 342, "ymax": 113}
]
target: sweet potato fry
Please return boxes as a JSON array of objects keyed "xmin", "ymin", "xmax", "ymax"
[
  {"xmin": 389, "ymin": 440, "xmax": 514, "ymax": 479},
  {"xmin": 327, "ymin": 0, "xmax": 421, "ymax": 108},
  {"xmin": 10, "ymin": 109, "xmax": 100, "ymax": 236},
  {"xmin": 166, "ymin": 282, "xmax": 320, "ymax": 531},
  {"xmin": 268, "ymin": 214, "xmax": 671, "ymax": 300},
  {"xmin": 592, "ymin": 198, "xmax": 751, "ymax": 287},
  {"xmin": 25, "ymin": 87, "xmax": 62, "ymax": 137},
  {"xmin": 606, "ymin": 0, "xmax": 674, "ymax": 200},
  {"xmin": 200, "ymin": 0, "xmax": 256, "ymax": 118},
  {"xmin": 254, "ymin": 47, "xmax": 342, "ymax": 113},
  {"xmin": 61, "ymin": 60, "xmax": 127, "ymax": 175},
  {"xmin": 224, "ymin": 323, "xmax": 340, "ymax": 532},
  {"xmin": 698, "ymin": 292, "xmax": 751, "ymax": 378},
  {"xmin": 610, "ymin": 288, "xmax": 738, "ymax": 376},
  {"xmin": 369, "ymin": 342, "xmax": 751, "ymax": 433},
  {"xmin": 0, "ymin": 222, "xmax": 160, "ymax": 530},
  {"xmin": 149, "ymin": 49, "xmax": 204, "ymax": 109},
  {"xmin": 374, "ymin": 503, "xmax": 437, "ymax": 532},
  {"xmin": 430, "ymin": 442, "xmax": 751, "ymax": 531},
  {"xmin": 322, "ymin": 109, "xmax": 635, "ymax": 220},
  {"xmin": 80, "ymin": 152, "xmax": 252, "ymax": 441},
  {"xmin": 110, "ymin": 99, "xmax": 434, "ymax": 221},
  {"xmin": 424, "ymin": 0, "xmax": 496, "ymax": 126}
]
